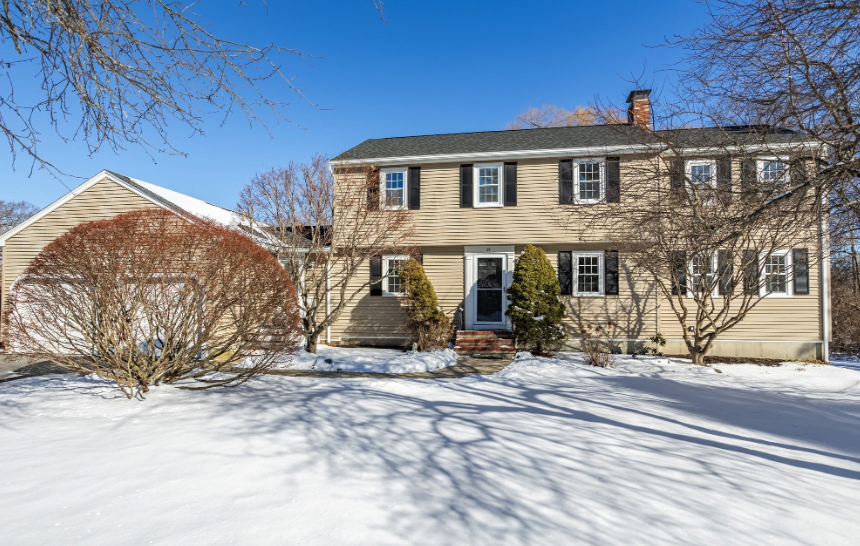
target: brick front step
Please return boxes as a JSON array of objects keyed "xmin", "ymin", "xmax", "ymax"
[
  {"xmin": 455, "ymin": 338, "xmax": 514, "ymax": 347},
  {"xmin": 454, "ymin": 346, "xmax": 516, "ymax": 353}
]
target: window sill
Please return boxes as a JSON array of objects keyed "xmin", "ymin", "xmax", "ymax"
[
  {"xmin": 473, "ymin": 202, "xmax": 503, "ymax": 208},
  {"xmin": 382, "ymin": 293, "xmax": 406, "ymax": 298},
  {"xmin": 573, "ymin": 293, "xmax": 604, "ymax": 298}
]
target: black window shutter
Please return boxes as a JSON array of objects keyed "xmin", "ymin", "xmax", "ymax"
[
  {"xmin": 408, "ymin": 167, "xmax": 421, "ymax": 210},
  {"xmin": 604, "ymin": 250, "xmax": 619, "ymax": 295},
  {"xmin": 369, "ymin": 256, "xmax": 383, "ymax": 296},
  {"xmin": 741, "ymin": 159, "xmax": 757, "ymax": 193},
  {"xmin": 460, "ymin": 164, "xmax": 473, "ymax": 208},
  {"xmin": 718, "ymin": 250, "xmax": 734, "ymax": 295},
  {"xmin": 605, "ymin": 157, "xmax": 621, "ymax": 203},
  {"xmin": 504, "ymin": 162, "xmax": 517, "ymax": 206},
  {"xmin": 717, "ymin": 157, "xmax": 732, "ymax": 204},
  {"xmin": 789, "ymin": 157, "xmax": 810, "ymax": 187},
  {"xmin": 367, "ymin": 168, "xmax": 380, "ymax": 211},
  {"xmin": 670, "ymin": 160, "xmax": 684, "ymax": 194},
  {"xmin": 559, "ymin": 160, "xmax": 573, "ymax": 204},
  {"xmin": 671, "ymin": 251, "xmax": 687, "ymax": 295},
  {"xmin": 743, "ymin": 250, "xmax": 759, "ymax": 295},
  {"xmin": 793, "ymin": 248, "xmax": 810, "ymax": 295},
  {"xmin": 558, "ymin": 251, "xmax": 572, "ymax": 296}
]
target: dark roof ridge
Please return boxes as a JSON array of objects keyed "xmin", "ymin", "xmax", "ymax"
[{"xmin": 358, "ymin": 123, "xmax": 638, "ymax": 142}]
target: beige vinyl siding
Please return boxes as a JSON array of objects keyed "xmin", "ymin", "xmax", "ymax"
[
  {"xmin": 541, "ymin": 245, "xmax": 659, "ymax": 339},
  {"xmin": 328, "ymin": 155, "xmax": 826, "ymax": 355},
  {"xmin": 404, "ymin": 158, "xmax": 648, "ymax": 246},
  {"xmin": 328, "ymin": 260, "xmax": 408, "ymax": 344},
  {"xmin": 656, "ymin": 260, "xmax": 821, "ymax": 341},
  {"xmin": 1, "ymin": 178, "xmax": 156, "ymax": 327}
]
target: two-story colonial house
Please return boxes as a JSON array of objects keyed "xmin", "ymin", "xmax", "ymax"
[{"xmin": 328, "ymin": 90, "xmax": 830, "ymax": 360}]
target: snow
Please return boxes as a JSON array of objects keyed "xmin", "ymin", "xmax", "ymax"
[
  {"xmin": 281, "ymin": 345, "xmax": 458, "ymax": 373},
  {"xmin": 130, "ymin": 178, "xmax": 241, "ymax": 227},
  {"xmin": 1, "ymin": 353, "xmax": 859, "ymax": 545}
]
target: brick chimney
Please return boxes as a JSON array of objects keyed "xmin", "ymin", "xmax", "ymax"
[{"xmin": 626, "ymin": 89, "xmax": 652, "ymax": 131}]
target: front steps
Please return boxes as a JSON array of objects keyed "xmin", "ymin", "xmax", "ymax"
[{"xmin": 454, "ymin": 330, "xmax": 516, "ymax": 358}]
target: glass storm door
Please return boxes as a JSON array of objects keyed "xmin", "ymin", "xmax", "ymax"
[{"xmin": 476, "ymin": 257, "xmax": 504, "ymax": 323}]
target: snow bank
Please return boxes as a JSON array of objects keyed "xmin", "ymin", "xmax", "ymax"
[{"xmin": 278, "ymin": 345, "xmax": 458, "ymax": 373}]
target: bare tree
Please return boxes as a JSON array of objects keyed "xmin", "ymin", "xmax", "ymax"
[
  {"xmin": 0, "ymin": 1, "xmax": 382, "ymax": 175},
  {"xmin": 674, "ymin": 0, "xmax": 859, "ymax": 211},
  {"xmin": 6, "ymin": 209, "xmax": 301, "ymax": 399},
  {"xmin": 0, "ymin": 199, "xmax": 37, "ymax": 234},
  {"xmin": 506, "ymin": 104, "xmax": 626, "ymax": 130},
  {"xmin": 238, "ymin": 155, "xmax": 415, "ymax": 353}
]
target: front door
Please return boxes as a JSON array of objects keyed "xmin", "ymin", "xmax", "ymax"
[
  {"xmin": 464, "ymin": 246, "xmax": 514, "ymax": 330},
  {"xmin": 476, "ymin": 257, "xmax": 504, "ymax": 324}
]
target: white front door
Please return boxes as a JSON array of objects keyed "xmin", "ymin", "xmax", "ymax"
[{"xmin": 464, "ymin": 246, "xmax": 514, "ymax": 330}]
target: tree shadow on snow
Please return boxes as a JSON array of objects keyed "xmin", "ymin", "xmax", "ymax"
[{"xmin": 198, "ymin": 367, "xmax": 860, "ymax": 546}]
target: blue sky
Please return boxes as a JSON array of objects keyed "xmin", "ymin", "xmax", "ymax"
[{"xmin": 1, "ymin": 0, "xmax": 709, "ymax": 210}]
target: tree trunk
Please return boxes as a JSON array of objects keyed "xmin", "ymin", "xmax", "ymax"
[
  {"xmin": 690, "ymin": 349, "xmax": 705, "ymax": 366},
  {"xmin": 305, "ymin": 332, "xmax": 320, "ymax": 354}
]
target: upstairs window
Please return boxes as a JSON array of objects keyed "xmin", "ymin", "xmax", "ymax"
[
  {"xmin": 686, "ymin": 159, "xmax": 716, "ymax": 191},
  {"xmin": 381, "ymin": 168, "xmax": 407, "ymax": 210},
  {"xmin": 574, "ymin": 160, "xmax": 605, "ymax": 204},
  {"xmin": 759, "ymin": 160, "xmax": 789, "ymax": 191},
  {"xmin": 474, "ymin": 163, "xmax": 503, "ymax": 207}
]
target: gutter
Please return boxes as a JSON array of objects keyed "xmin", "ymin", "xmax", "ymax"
[{"xmin": 329, "ymin": 141, "xmax": 823, "ymax": 168}]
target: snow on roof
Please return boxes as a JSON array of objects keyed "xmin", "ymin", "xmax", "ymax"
[{"xmin": 111, "ymin": 173, "xmax": 240, "ymax": 227}]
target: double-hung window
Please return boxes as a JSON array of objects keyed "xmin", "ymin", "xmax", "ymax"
[
  {"xmin": 758, "ymin": 160, "xmax": 789, "ymax": 191},
  {"xmin": 687, "ymin": 252, "xmax": 717, "ymax": 297},
  {"xmin": 382, "ymin": 255, "xmax": 408, "ymax": 297},
  {"xmin": 761, "ymin": 250, "xmax": 791, "ymax": 297},
  {"xmin": 381, "ymin": 168, "xmax": 408, "ymax": 210},
  {"xmin": 573, "ymin": 252, "xmax": 603, "ymax": 296},
  {"xmin": 686, "ymin": 159, "xmax": 716, "ymax": 201},
  {"xmin": 474, "ymin": 163, "xmax": 503, "ymax": 207},
  {"xmin": 574, "ymin": 159, "xmax": 605, "ymax": 204}
]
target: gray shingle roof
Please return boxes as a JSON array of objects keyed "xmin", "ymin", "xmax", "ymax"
[{"xmin": 339, "ymin": 125, "xmax": 806, "ymax": 160}]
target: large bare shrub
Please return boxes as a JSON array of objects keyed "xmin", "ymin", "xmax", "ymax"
[{"xmin": 6, "ymin": 209, "xmax": 301, "ymax": 398}]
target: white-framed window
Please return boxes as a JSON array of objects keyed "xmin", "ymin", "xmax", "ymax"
[
  {"xmin": 760, "ymin": 250, "xmax": 792, "ymax": 297},
  {"xmin": 381, "ymin": 167, "xmax": 408, "ymax": 210},
  {"xmin": 573, "ymin": 251, "xmax": 604, "ymax": 296},
  {"xmin": 687, "ymin": 252, "xmax": 718, "ymax": 297},
  {"xmin": 574, "ymin": 159, "xmax": 605, "ymax": 204},
  {"xmin": 758, "ymin": 159, "xmax": 790, "ymax": 191},
  {"xmin": 473, "ymin": 163, "xmax": 503, "ymax": 207},
  {"xmin": 685, "ymin": 159, "xmax": 717, "ymax": 199},
  {"xmin": 382, "ymin": 254, "xmax": 409, "ymax": 297}
]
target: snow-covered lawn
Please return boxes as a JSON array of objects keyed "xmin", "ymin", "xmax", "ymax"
[
  {"xmin": 280, "ymin": 345, "xmax": 458, "ymax": 373},
  {"xmin": 1, "ymin": 353, "xmax": 859, "ymax": 545}
]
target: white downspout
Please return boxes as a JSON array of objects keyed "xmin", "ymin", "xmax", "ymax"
[
  {"xmin": 326, "ymin": 259, "xmax": 331, "ymax": 344},
  {"xmin": 821, "ymin": 194, "xmax": 831, "ymax": 362}
]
